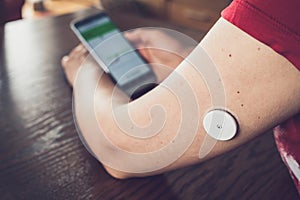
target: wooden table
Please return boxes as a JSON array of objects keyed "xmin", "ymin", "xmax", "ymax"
[{"xmin": 0, "ymin": 8, "xmax": 299, "ymax": 200}]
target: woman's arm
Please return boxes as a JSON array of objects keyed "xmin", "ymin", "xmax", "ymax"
[{"xmin": 64, "ymin": 17, "xmax": 300, "ymax": 179}]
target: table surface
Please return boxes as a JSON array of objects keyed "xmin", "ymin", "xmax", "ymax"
[{"xmin": 0, "ymin": 8, "xmax": 299, "ymax": 200}]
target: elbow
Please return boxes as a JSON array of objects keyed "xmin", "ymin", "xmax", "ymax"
[
  {"xmin": 98, "ymin": 143, "xmax": 151, "ymax": 179},
  {"xmin": 103, "ymin": 163, "xmax": 152, "ymax": 179},
  {"xmin": 103, "ymin": 165, "xmax": 133, "ymax": 179}
]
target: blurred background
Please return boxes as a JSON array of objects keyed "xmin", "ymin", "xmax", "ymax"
[{"xmin": 1, "ymin": 0, "xmax": 231, "ymax": 32}]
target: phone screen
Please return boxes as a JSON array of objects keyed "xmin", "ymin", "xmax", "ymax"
[{"xmin": 74, "ymin": 14, "xmax": 153, "ymax": 87}]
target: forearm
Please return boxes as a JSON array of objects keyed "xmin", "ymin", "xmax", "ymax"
[{"xmin": 73, "ymin": 18, "xmax": 300, "ymax": 178}]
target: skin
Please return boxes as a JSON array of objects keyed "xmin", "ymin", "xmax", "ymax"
[{"xmin": 62, "ymin": 18, "xmax": 300, "ymax": 179}]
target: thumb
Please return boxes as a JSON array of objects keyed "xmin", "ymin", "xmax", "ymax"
[{"xmin": 124, "ymin": 29, "xmax": 152, "ymax": 46}]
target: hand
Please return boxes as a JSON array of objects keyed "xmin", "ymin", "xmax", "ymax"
[
  {"xmin": 61, "ymin": 29, "xmax": 194, "ymax": 87},
  {"xmin": 61, "ymin": 44, "xmax": 90, "ymax": 87},
  {"xmin": 125, "ymin": 29, "xmax": 194, "ymax": 72}
]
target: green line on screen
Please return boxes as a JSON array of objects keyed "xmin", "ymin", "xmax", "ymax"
[{"xmin": 82, "ymin": 22, "xmax": 116, "ymax": 41}]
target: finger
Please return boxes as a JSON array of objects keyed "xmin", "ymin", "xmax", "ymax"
[
  {"xmin": 62, "ymin": 48, "xmax": 88, "ymax": 71},
  {"xmin": 124, "ymin": 29, "xmax": 151, "ymax": 45},
  {"xmin": 69, "ymin": 44, "xmax": 85, "ymax": 58},
  {"xmin": 137, "ymin": 48, "xmax": 151, "ymax": 61},
  {"xmin": 124, "ymin": 30, "xmax": 142, "ymax": 42},
  {"xmin": 126, "ymin": 29, "xmax": 173, "ymax": 51},
  {"xmin": 71, "ymin": 45, "xmax": 89, "ymax": 61},
  {"xmin": 61, "ymin": 55, "xmax": 70, "ymax": 69}
]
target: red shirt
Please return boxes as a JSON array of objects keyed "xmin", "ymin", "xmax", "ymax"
[{"xmin": 222, "ymin": 0, "xmax": 300, "ymax": 194}]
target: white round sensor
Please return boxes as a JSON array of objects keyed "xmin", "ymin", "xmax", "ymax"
[{"xmin": 203, "ymin": 110, "xmax": 238, "ymax": 141}]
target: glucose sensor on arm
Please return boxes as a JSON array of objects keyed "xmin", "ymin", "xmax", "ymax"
[{"xmin": 203, "ymin": 109, "xmax": 238, "ymax": 141}]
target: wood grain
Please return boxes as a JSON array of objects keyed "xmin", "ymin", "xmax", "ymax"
[{"xmin": 0, "ymin": 8, "xmax": 298, "ymax": 200}]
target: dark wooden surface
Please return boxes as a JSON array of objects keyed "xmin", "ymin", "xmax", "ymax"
[{"xmin": 0, "ymin": 8, "xmax": 299, "ymax": 200}]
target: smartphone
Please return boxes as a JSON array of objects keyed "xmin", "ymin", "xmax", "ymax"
[{"xmin": 70, "ymin": 12, "xmax": 157, "ymax": 99}]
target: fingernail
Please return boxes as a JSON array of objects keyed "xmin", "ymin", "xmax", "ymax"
[{"xmin": 62, "ymin": 56, "xmax": 69, "ymax": 63}]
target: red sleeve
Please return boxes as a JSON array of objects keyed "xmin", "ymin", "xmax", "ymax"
[
  {"xmin": 221, "ymin": 0, "xmax": 300, "ymax": 70},
  {"xmin": 221, "ymin": 1, "xmax": 300, "ymax": 194}
]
